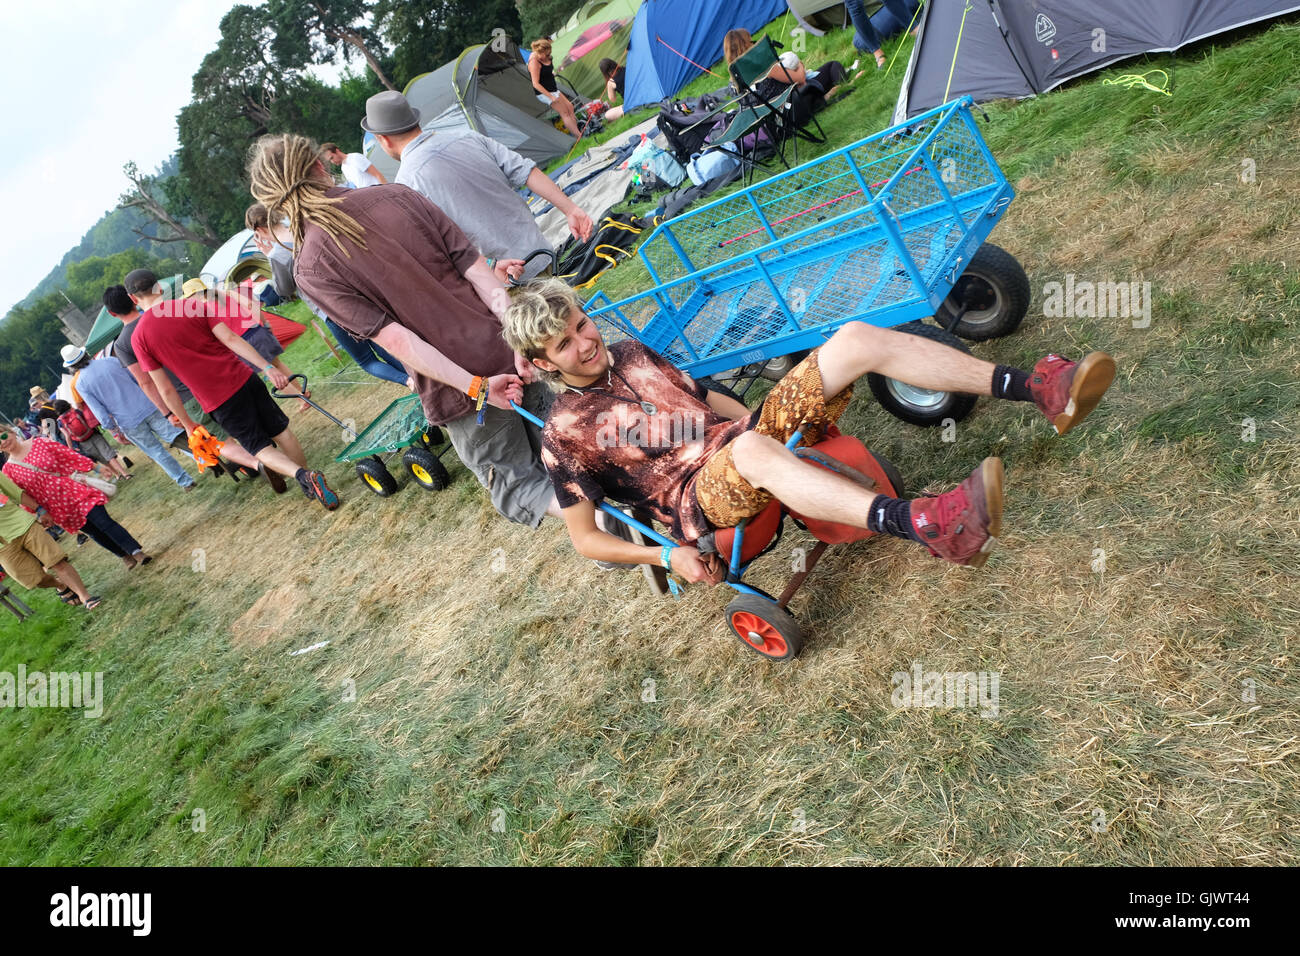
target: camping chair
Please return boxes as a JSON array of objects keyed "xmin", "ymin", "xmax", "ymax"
[{"xmin": 726, "ymin": 35, "xmax": 827, "ymax": 178}]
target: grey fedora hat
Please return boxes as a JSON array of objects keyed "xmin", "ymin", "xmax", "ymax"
[{"xmin": 361, "ymin": 91, "xmax": 421, "ymax": 135}]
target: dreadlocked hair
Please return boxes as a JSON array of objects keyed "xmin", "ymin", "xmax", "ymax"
[{"xmin": 247, "ymin": 133, "xmax": 367, "ymax": 257}]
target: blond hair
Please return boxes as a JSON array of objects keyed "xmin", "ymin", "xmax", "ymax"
[
  {"xmin": 247, "ymin": 133, "xmax": 367, "ymax": 256},
  {"xmin": 502, "ymin": 278, "xmax": 583, "ymax": 391},
  {"xmin": 530, "ymin": 38, "xmax": 552, "ymax": 55}
]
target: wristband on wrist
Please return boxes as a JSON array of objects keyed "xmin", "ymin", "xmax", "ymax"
[
  {"xmin": 661, "ymin": 544, "xmax": 674, "ymax": 571},
  {"xmin": 467, "ymin": 375, "xmax": 485, "ymax": 400},
  {"xmin": 261, "ymin": 364, "xmax": 273, "ymax": 374}
]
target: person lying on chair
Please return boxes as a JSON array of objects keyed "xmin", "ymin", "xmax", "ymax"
[{"xmin": 502, "ymin": 278, "xmax": 1116, "ymax": 583}]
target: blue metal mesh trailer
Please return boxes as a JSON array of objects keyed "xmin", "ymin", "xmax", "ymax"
[{"xmin": 583, "ymin": 97, "xmax": 1017, "ymax": 379}]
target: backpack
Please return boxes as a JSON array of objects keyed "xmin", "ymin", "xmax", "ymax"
[
  {"xmin": 58, "ymin": 406, "xmax": 98, "ymax": 442},
  {"xmin": 656, "ymin": 89, "xmax": 730, "ymax": 165}
]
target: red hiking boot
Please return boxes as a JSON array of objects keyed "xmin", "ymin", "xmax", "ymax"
[
  {"xmin": 1029, "ymin": 352, "xmax": 1116, "ymax": 435},
  {"xmin": 909, "ymin": 457, "xmax": 1004, "ymax": 567}
]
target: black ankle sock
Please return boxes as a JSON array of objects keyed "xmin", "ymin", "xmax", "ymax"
[
  {"xmin": 991, "ymin": 364, "xmax": 1033, "ymax": 402},
  {"xmin": 867, "ymin": 496, "xmax": 922, "ymax": 543},
  {"xmin": 294, "ymin": 468, "xmax": 309, "ymax": 484}
]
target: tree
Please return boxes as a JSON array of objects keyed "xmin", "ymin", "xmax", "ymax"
[
  {"xmin": 119, "ymin": 161, "xmax": 220, "ymax": 249},
  {"xmin": 377, "ymin": 0, "xmax": 522, "ymax": 89},
  {"xmin": 516, "ymin": 0, "xmax": 586, "ymax": 42},
  {"xmin": 267, "ymin": 0, "xmax": 397, "ymax": 91}
]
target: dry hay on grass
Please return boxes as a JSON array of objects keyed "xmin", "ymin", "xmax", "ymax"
[{"xmin": 83, "ymin": 112, "xmax": 1300, "ymax": 862}]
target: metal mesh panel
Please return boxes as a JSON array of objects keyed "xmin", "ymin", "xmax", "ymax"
[{"xmin": 591, "ymin": 101, "xmax": 1008, "ymax": 372}]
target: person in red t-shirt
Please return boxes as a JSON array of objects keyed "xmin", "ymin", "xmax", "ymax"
[{"xmin": 123, "ymin": 268, "xmax": 340, "ymax": 510}]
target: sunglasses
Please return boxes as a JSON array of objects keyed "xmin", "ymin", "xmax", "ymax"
[{"xmin": 0, "ymin": 432, "xmax": 9, "ymax": 441}]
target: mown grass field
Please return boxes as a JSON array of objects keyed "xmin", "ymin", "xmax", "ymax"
[{"xmin": 1, "ymin": 14, "xmax": 1297, "ymax": 865}]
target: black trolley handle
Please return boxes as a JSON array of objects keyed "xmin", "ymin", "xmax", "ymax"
[{"xmin": 506, "ymin": 248, "xmax": 560, "ymax": 287}]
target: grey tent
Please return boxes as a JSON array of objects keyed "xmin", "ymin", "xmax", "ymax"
[
  {"xmin": 894, "ymin": 0, "xmax": 1300, "ymax": 121},
  {"xmin": 364, "ymin": 44, "xmax": 575, "ymax": 180}
]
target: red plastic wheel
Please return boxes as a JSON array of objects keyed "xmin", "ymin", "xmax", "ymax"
[{"xmin": 725, "ymin": 594, "xmax": 803, "ymax": 661}]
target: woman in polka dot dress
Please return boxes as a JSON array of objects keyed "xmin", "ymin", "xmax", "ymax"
[{"xmin": 0, "ymin": 431, "xmax": 152, "ymax": 570}]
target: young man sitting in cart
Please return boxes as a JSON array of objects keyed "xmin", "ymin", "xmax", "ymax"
[{"xmin": 502, "ymin": 279, "xmax": 1116, "ymax": 583}]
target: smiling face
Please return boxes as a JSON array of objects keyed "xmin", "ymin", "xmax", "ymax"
[
  {"xmin": 0, "ymin": 429, "xmax": 19, "ymax": 454},
  {"xmin": 530, "ymin": 307, "xmax": 610, "ymax": 387}
]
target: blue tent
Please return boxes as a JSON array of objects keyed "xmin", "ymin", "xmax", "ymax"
[{"xmin": 623, "ymin": 0, "xmax": 789, "ymax": 108}]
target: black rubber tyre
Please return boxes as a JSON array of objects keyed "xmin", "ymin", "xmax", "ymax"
[
  {"xmin": 725, "ymin": 594, "xmax": 803, "ymax": 661},
  {"xmin": 871, "ymin": 450, "xmax": 907, "ymax": 499},
  {"xmin": 356, "ymin": 457, "xmax": 397, "ymax": 497},
  {"xmin": 758, "ymin": 349, "xmax": 812, "ymax": 382},
  {"xmin": 936, "ymin": 243, "xmax": 1030, "ymax": 341},
  {"xmin": 402, "ymin": 446, "xmax": 450, "ymax": 491},
  {"xmin": 418, "ymin": 426, "xmax": 445, "ymax": 451},
  {"xmin": 868, "ymin": 322, "xmax": 978, "ymax": 426}
]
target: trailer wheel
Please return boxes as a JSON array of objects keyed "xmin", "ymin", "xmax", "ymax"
[
  {"xmin": 868, "ymin": 322, "xmax": 977, "ymax": 426},
  {"xmin": 356, "ymin": 457, "xmax": 397, "ymax": 497},
  {"xmin": 403, "ymin": 446, "xmax": 450, "ymax": 491},
  {"xmin": 937, "ymin": 243, "xmax": 1030, "ymax": 341},
  {"xmin": 759, "ymin": 349, "xmax": 811, "ymax": 382},
  {"xmin": 418, "ymin": 426, "xmax": 445, "ymax": 451},
  {"xmin": 726, "ymin": 594, "xmax": 803, "ymax": 661}
]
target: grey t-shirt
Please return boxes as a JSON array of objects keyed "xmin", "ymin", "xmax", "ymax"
[
  {"xmin": 114, "ymin": 317, "xmax": 195, "ymax": 406},
  {"xmin": 395, "ymin": 129, "xmax": 553, "ymax": 279}
]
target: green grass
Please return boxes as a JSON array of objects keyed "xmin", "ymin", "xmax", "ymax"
[{"xmin": 2, "ymin": 15, "xmax": 1298, "ymax": 866}]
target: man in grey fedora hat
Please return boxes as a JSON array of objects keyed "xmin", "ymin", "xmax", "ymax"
[{"xmin": 361, "ymin": 89, "xmax": 593, "ymax": 282}]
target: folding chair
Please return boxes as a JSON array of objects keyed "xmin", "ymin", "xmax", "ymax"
[{"xmin": 728, "ymin": 35, "xmax": 827, "ymax": 176}]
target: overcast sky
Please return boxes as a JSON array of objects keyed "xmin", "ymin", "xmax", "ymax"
[{"xmin": 0, "ymin": 0, "xmax": 346, "ymax": 316}]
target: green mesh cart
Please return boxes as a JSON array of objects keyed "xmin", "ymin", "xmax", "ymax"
[{"xmin": 335, "ymin": 392, "xmax": 453, "ymax": 497}]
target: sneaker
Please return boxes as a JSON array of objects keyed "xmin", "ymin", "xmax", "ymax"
[
  {"xmin": 301, "ymin": 470, "xmax": 340, "ymax": 510},
  {"xmin": 259, "ymin": 463, "xmax": 287, "ymax": 494},
  {"xmin": 909, "ymin": 457, "xmax": 1004, "ymax": 567},
  {"xmin": 1029, "ymin": 352, "xmax": 1116, "ymax": 436}
]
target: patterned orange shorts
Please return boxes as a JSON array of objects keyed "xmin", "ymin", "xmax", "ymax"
[{"xmin": 692, "ymin": 348, "xmax": 853, "ymax": 530}]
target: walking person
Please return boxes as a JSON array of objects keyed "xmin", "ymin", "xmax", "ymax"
[
  {"xmin": 0, "ymin": 457, "xmax": 100, "ymax": 609},
  {"xmin": 0, "ymin": 431, "xmax": 152, "ymax": 571},
  {"xmin": 63, "ymin": 346, "xmax": 198, "ymax": 490},
  {"xmin": 248, "ymin": 132, "xmax": 555, "ymax": 528},
  {"xmin": 246, "ymin": 202, "xmax": 411, "ymax": 387},
  {"xmin": 123, "ymin": 268, "xmax": 341, "ymax": 509}
]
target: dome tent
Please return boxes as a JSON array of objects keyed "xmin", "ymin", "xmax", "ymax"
[
  {"xmin": 622, "ymin": 0, "xmax": 789, "ymax": 109},
  {"xmin": 893, "ymin": 0, "xmax": 1300, "ymax": 121},
  {"xmin": 364, "ymin": 44, "xmax": 575, "ymax": 181},
  {"xmin": 550, "ymin": 0, "xmax": 643, "ymax": 101}
]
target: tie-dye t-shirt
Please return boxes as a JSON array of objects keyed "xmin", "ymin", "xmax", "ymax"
[{"xmin": 540, "ymin": 340, "xmax": 755, "ymax": 542}]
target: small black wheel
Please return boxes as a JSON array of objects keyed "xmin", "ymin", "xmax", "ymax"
[
  {"xmin": 725, "ymin": 594, "xmax": 803, "ymax": 661},
  {"xmin": 402, "ymin": 446, "xmax": 450, "ymax": 491},
  {"xmin": 356, "ymin": 457, "xmax": 397, "ymax": 497},
  {"xmin": 758, "ymin": 349, "xmax": 811, "ymax": 382},
  {"xmin": 868, "ymin": 322, "xmax": 978, "ymax": 426},
  {"xmin": 936, "ymin": 243, "xmax": 1030, "ymax": 341},
  {"xmin": 418, "ymin": 426, "xmax": 445, "ymax": 451},
  {"xmin": 870, "ymin": 450, "xmax": 906, "ymax": 499}
]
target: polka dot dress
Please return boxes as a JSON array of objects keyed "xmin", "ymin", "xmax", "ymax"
[{"xmin": 2, "ymin": 437, "xmax": 106, "ymax": 533}]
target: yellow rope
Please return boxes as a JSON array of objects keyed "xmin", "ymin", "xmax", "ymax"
[
  {"xmin": 943, "ymin": 2, "xmax": 973, "ymax": 103},
  {"xmin": 885, "ymin": 0, "xmax": 926, "ymax": 77},
  {"xmin": 1102, "ymin": 69, "xmax": 1172, "ymax": 96}
]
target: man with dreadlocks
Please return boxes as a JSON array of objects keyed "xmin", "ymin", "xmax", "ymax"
[{"xmin": 248, "ymin": 132, "xmax": 558, "ymax": 529}]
